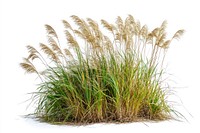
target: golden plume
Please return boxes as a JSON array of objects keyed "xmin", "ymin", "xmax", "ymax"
[
  {"xmin": 65, "ymin": 30, "xmax": 79, "ymax": 48},
  {"xmin": 40, "ymin": 43, "xmax": 60, "ymax": 63},
  {"xmin": 45, "ymin": 24, "xmax": 58, "ymax": 39},
  {"xmin": 20, "ymin": 58, "xmax": 37, "ymax": 74}
]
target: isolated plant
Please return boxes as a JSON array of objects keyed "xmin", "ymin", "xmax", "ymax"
[{"xmin": 20, "ymin": 15, "xmax": 184, "ymax": 124}]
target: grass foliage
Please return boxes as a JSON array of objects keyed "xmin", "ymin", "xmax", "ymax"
[{"xmin": 20, "ymin": 15, "xmax": 184, "ymax": 124}]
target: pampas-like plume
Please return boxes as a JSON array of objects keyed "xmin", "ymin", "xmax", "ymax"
[
  {"xmin": 87, "ymin": 18, "xmax": 98, "ymax": 29},
  {"xmin": 127, "ymin": 15, "xmax": 135, "ymax": 24},
  {"xmin": 172, "ymin": 29, "xmax": 185, "ymax": 40},
  {"xmin": 162, "ymin": 40, "xmax": 171, "ymax": 49},
  {"xmin": 65, "ymin": 30, "xmax": 79, "ymax": 48},
  {"xmin": 26, "ymin": 45, "xmax": 38, "ymax": 54},
  {"xmin": 139, "ymin": 25, "xmax": 148, "ymax": 38},
  {"xmin": 26, "ymin": 45, "xmax": 40, "ymax": 60},
  {"xmin": 116, "ymin": 16, "xmax": 124, "ymax": 33},
  {"xmin": 87, "ymin": 18, "xmax": 102, "ymax": 40},
  {"xmin": 20, "ymin": 58, "xmax": 37, "ymax": 74},
  {"xmin": 71, "ymin": 15, "xmax": 96, "ymax": 46},
  {"xmin": 45, "ymin": 24, "xmax": 58, "ymax": 39},
  {"xmin": 104, "ymin": 35, "xmax": 113, "ymax": 50},
  {"xmin": 135, "ymin": 21, "xmax": 141, "ymax": 35},
  {"xmin": 28, "ymin": 53, "xmax": 39, "ymax": 61},
  {"xmin": 71, "ymin": 15, "xmax": 91, "ymax": 36},
  {"xmin": 152, "ymin": 28, "xmax": 160, "ymax": 37},
  {"xmin": 157, "ymin": 33, "xmax": 166, "ymax": 46},
  {"xmin": 74, "ymin": 30, "xmax": 86, "ymax": 40},
  {"xmin": 40, "ymin": 43, "xmax": 60, "ymax": 63},
  {"xmin": 71, "ymin": 15, "xmax": 84, "ymax": 28},
  {"xmin": 62, "ymin": 20, "xmax": 73, "ymax": 30},
  {"xmin": 160, "ymin": 21, "xmax": 167, "ymax": 34},
  {"xmin": 63, "ymin": 48, "xmax": 73, "ymax": 57},
  {"xmin": 101, "ymin": 19, "xmax": 114, "ymax": 32},
  {"xmin": 48, "ymin": 36, "xmax": 63, "ymax": 56}
]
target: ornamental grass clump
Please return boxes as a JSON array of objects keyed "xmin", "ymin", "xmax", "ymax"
[{"xmin": 20, "ymin": 15, "xmax": 184, "ymax": 124}]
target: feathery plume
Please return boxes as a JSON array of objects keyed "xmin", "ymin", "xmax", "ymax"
[
  {"xmin": 40, "ymin": 43, "xmax": 60, "ymax": 62},
  {"xmin": 26, "ymin": 45, "xmax": 39, "ymax": 54},
  {"xmin": 65, "ymin": 30, "xmax": 79, "ymax": 48},
  {"xmin": 62, "ymin": 20, "xmax": 73, "ymax": 30},
  {"xmin": 116, "ymin": 16, "xmax": 124, "ymax": 33},
  {"xmin": 172, "ymin": 29, "xmax": 185, "ymax": 40},
  {"xmin": 20, "ymin": 58, "xmax": 37, "ymax": 74},
  {"xmin": 48, "ymin": 36, "xmax": 63, "ymax": 55},
  {"xmin": 63, "ymin": 48, "xmax": 73, "ymax": 57},
  {"xmin": 139, "ymin": 25, "xmax": 148, "ymax": 38},
  {"xmin": 162, "ymin": 40, "xmax": 171, "ymax": 49},
  {"xmin": 101, "ymin": 19, "xmax": 114, "ymax": 32},
  {"xmin": 45, "ymin": 24, "xmax": 58, "ymax": 38}
]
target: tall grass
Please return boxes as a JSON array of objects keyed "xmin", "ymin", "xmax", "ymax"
[{"xmin": 20, "ymin": 15, "xmax": 184, "ymax": 124}]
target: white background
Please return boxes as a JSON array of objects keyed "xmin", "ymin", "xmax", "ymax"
[{"xmin": 1, "ymin": 0, "xmax": 200, "ymax": 132}]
